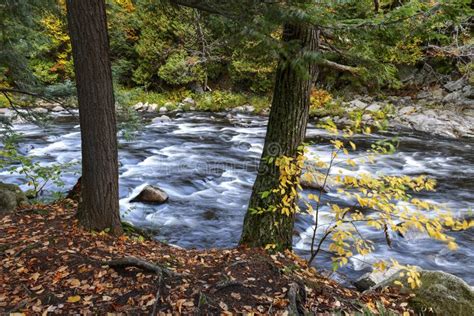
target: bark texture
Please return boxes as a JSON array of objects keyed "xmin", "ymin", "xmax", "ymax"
[
  {"xmin": 66, "ymin": 0, "xmax": 122, "ymax": 235},
  {"xmin": 240, "ymin": 24, "xmax": 318, "ymax": 250}
]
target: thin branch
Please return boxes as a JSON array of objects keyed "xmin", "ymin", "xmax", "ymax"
[{"xmin": 318, "ymin": 59, "xmax": 360, "ymax": 75}]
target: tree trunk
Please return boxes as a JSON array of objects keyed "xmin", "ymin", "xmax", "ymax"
[
  {"xmin": 66, "ymin": 0, "xmax": 122, "ymax": 235},
  {"xmin": 240, "ymin": 24, "xmax": 318, "ymax": 250}
]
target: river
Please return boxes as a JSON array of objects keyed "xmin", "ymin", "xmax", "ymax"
[{"xmin": 1, "ymin": 111, "xmax": 473, "ymax": 285}]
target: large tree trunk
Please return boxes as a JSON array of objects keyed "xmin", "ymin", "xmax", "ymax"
[
  {"xmin": 240, "ymin": 24, "xmax": 318, "ymax": 250},
  {"xmin": 66, "ymin": 0, "xmax": 122, "ymax": 235}
]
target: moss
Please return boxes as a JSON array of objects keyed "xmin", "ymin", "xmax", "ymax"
[
  {"xmin": 374, "ymin": 270, "xmax": 474, "ymax": 316},
  {"xmin": 0, "ymin": 182, "xmax": 29, "ymax": 213}
]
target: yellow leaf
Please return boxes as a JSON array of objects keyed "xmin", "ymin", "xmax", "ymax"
[{"xmin": 67, "ymin": 295, "xmax": 81, "ymax": 303}]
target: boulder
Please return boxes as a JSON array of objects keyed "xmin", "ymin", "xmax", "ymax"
[
  {"xmin": 147, "ymin": 103, "xmax": 159, "ymax": 113},
  {"xmin": 370, "ymin": 269, "xmax": 474, "ymax": 316},
  {"xmin": 0, "ymin": 182, "xmax": 28, "ymax": 213},
  {"xmin": 300, "ymin": 172, "xmax": 330, "ymax": 192},
  {"xmin": 133, "ymin": 102, "xmax": 145, "ymax": 111},
  {"xmin": 52, "ymin": 106, "xmax": 65, "ymax": 112},
  {"xmin": 365, "ymin": 103, "xmax": 381, "ymax": 112},
  {"xmin": 130, "ymin": 185, "xmax": 168, "ymax": 204},
  {"xmin": 152, "ymin": 115, "xmax": 171, "ymax": 123},
  {"xmin": 443, "ymin": 90, "xmax": 463, "ymax": 104},
  {"xmin": 0, "ymin": 108, "xmax": 13, "ymax": 116},
  {"xmin": 416, "ymin": 90, "xmax": 432, "ymax": 100},
  {"xmin": 398, "ymin": 105, "xmax": 416, "ymax": 116},
  {"xmin": 182, "ymin": 97, "xmax": 196, "ymax": 106},
  {"xmin": 354, "ymin": 266, "xmax": 403, "ymax": 291},
  {"xmin": 232, "ymin": 106, "xmax": 245, "ymax": 113},
  {"xmin": 159, "ymin": 106, "xmax": 168, "ymax": 113},
  {"xmin": 444, "ymin": 78, "xmax": 465, "ymax": 92},
  {"xmin": 243, "ymin": 104, "xmax": 255, "ymax": 113},
  {"xmin": 462, "ymin": 85, "xmax": 473, "ymax": 99},
  {"xmin": 349, "ymin": 99, "xmax": 367, "ymax": 110},
  {"xmin": 32, "ymin": 107, "xmax": 48, "ymax": 114}
]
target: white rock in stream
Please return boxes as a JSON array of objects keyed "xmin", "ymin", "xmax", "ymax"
[
  {"xmin": 159, "ymin": 106, "xmax": 168, "ymax": 113},
  {"xmin": 52, "ymin": 106, "xmax": 65, "ymax": 112},
  {"xmin": 152, "ymin": 115, "xmax": 171, "ymax": 123},
  {"xmin": 32, "ymin": 107, "xmax": 48, "ymax": 114}
]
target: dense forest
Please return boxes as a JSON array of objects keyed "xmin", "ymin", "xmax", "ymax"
[{"xmin": 1, "ymin": 0, "xmax": 473, "ymax": 314}]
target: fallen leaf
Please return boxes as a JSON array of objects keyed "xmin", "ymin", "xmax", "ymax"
[
  {"xmin": 219, "ymin": 301, "xmax": 228, "ymax": 311},
  {"xmin": 230, "ymin": 292, "xmax": 241, "ymax": 300},
  {"xmin": 67, "ymin": 295, "xmax": 81, "ymax": 303}
]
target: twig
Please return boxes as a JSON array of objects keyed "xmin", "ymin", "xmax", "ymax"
[{"xmin": 14, "ymin": 241, "xmax": 42, "ymax": 257}]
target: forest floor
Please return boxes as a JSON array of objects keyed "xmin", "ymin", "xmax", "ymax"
[{"xmin": 0, "ymin": 201, "xmax": 413, "ymax": 315}]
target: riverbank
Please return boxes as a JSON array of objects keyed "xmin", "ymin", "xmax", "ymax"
[
  {"xmin": 0, "ymin": 202, "xmax": 412, "ymax": 314},
  {"xmin": 2, "ymin": 78, "xmax": 472, "ymax": 138}
]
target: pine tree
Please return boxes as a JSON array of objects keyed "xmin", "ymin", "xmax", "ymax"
[{"xmin": 66, "ymin": 0, "xmax": 123, "ymax": 235}]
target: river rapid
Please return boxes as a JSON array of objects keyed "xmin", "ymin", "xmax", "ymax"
[{"xmin": 1, "ymin": 112, "xmax": 473, "ymax": 285}]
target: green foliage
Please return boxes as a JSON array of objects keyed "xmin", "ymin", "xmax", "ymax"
[
  {"xmin": 158, "ymin": 51, "xmax": 206, "ymax": 86},
  {"xmin": 0, "ymin": 129, "xmax": 76, "ymax": 200}
]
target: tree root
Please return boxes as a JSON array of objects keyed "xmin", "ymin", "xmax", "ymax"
[
  {"xmin": 105, "ymin": 256, "xmax": 179, "ymax": 277},
  {"xmin": 287, "ymin": 282, "xmax": 308, "ymax": 315},
  {"xmin": 151, "ymin": 273, "xmax": 163, "ymax": 316},
  {"xmin": 214, "ymin": 280, "xmax": 244, "ymax": 293}
]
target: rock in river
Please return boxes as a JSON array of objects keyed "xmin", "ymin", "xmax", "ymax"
[{"xmin": 130, "ymin": 185, "xmax": 168, "ymax": 204}]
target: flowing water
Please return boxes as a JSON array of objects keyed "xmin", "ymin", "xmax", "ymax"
[{"xmin": 1, "ymin": 112, "xmax": 473, "ymax": 284}]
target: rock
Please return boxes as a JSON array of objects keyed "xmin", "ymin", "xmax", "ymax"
[
  {"xmin": 243, "ymin": 104, "xmax": 255, "ymax": 113},
  {"xmin": 361, "ymin": 114, "xmax": 372, "ymax": 122},
  {"xmin": 188, "ymin": 82, "xmax": 204, "ymax": 94},
  {"xmin": 0, "ymin": 108, "xmax": 13, "ymax": 116},
  {"xmin": 32, "ymin": 107, "xmax": 48, "ymax": 114},
  {"xmin": 147, "ymin": 103, "xmax": 159, "ymax": 113},
  {"xmin": 443, "ymin": 90, "xmax": 463, "ymax": 103},
  {"xmin": 133, "ymin": 102, "xmax": 145, "ymax": 111},
  {"xmin": 151, "ymin": 115, "xmax": 171, "ymax": 123},
  {"xmin": 0, "ymin": 182, "xmax": 28, "ymax": 213},
  {"xmin": 159, "ymin": 106, "xmax": 167, "ymax": 113},
  {"xmin": 354, "ymin": 267, "xmax": 403, "ymax": 291},
  {"xmin": 182, "ymin": 97, "xmax": 196, "ymax": 106},
  {"xmin": 444, "ymin": 78, "xmax": 465, "ymax": 92},
  {"xmin": 365, "ymin": 103, "xmax": 381, "ymax": 112},
  {"xmin": 189, "ymin": 106, "xmax": 196, "ymax": 111},
  {"xmin": 416, "ymin": 90, "xmax": 431, "ymax": 100},
  {"xmin": 300, "ymin": 172, "xmax": 331, "ymax": 192},
  {"xmin": 232, "ymin": 106, "xmax": 245, "ymax": 113},
  {"xmin": 371, "ymin": 269, "xmax": 474, "ymax": 316},
  {"xmin": 130, "ymin": 185, "xmax": 168, "ymax": 204},
  {"xmin": 431, "ymin": 88, "xmax": 444, "ymax": 99},
  {"xmin": 462, "ymin": 85, "xmax": 473, "ymax": 99},
  {"xmin": 260, "ymin": 108, "xmax": 270, "ymax": 115},
  {"xmin": 398, "ymin": 105, "xmax": 416, "ymax": 116},
  {"xmin": 51, "ymin": 106, "xmax": 65, "ymax": 112},
  {"xmin": 348, "ymin": 99, "xmax": 367, "ymax": 110}
]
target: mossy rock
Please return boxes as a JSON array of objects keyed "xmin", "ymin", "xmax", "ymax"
[
  {"xmin": 372, "ymin": 269, "xmax": 474, "ymax": 315},
  {"xmin": 0, "ymin": 182, "xmax": 28, "ymax": 213}
]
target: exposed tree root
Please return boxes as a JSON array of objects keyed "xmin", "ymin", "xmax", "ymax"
[{"xmin": 105, "ymin": 256, "xmax": 179, "ymax": 278}]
